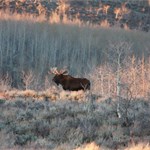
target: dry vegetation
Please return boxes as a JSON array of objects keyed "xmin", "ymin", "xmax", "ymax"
[
  {"xmin": 0, "ymin": 16, "xmax": 150, "ymax": 98},
  {"xmin": 0, "ymin": 0, "xmax": 150, "ymax": 31},
  {"xmin": 0, "ymin": 97, "xmax": 150, "ymax": 150},
  {"xmin": 0, "ymin": 0, "xmax": 150, "ymax": 149}
]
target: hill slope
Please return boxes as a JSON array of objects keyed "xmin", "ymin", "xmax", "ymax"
[{"xmin": 0, "ymin": 0, "xmax": 150, "ymax": 31}]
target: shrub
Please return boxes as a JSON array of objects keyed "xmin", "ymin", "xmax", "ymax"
[
  {"xmin": 0, "ymin": 123, "xmax": 5, "ymax": 131},
  {"xmin": 0, "ymin": 99, "xmax": 6, "ymax": 105},
  {"xmin": 15, "ymin": 134, "xmax": 37, "ymax": 146},
  {"xmin": 16, "ymin": 110, "xmax": 34, "ymax": 121},
  {"xmin": 14, "ymin": 100, "xmax": 27, "ymax": 109},
  {"xmin": 32, "ymin": 120, "xmax": 50, "ymax": 138}
]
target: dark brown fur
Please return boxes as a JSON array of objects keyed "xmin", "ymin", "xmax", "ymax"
[{"xmin": 52, "ymin": 74, "xmax": 90, "ymax": 91}]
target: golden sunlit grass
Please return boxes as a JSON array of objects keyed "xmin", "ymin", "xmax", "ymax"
[
  {"xmin": 51, "ymin": 142, "xmax": 150, "ymax": 150},
  {"xmin": 0, "ymin": 0, "xmax": 84, "ymax": 26},
  {"xmin": 75, "ymin": 142, "xmax": 101, "ymax": 150},
  {"xmin": 53, "ymin": 143, "xmax": 73, "ymax": 150},
  {"xmin": 49, "ymin": 10, "xmax": 82, "ymax": 26},
  {"xmin": 0, "ymin": 10, "xmax": 46, "ymax": 23},
  {"xmin": 125, "ymin": 143, "xmax": 150, "ymax": 150},
  {"xmin": 0, "ymin": 10, "xmax": 84, "ymax": 28},
  {"xmin": 100, "ymin": 19, "xmax": 110, "ymax": 28},
  {"xmin": 0, "ymin": 89, "xmax": 86, "ymax": 101},
  {"xmin": 0, "ymin": 92, "xmax": 6, "ymax": 99}
]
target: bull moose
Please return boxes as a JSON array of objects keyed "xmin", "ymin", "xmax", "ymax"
[{"xmin": 50, "ymin": 68, "xmax": 90, "ymax": 91}]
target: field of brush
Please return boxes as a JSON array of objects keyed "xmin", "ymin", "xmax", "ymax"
[
  {"xmin": 0, "ymin": 97, "xmax": 150, "ymax": 150},
  {"xmin": 0, "ymin": 10, "xmax": 150, "ymax": 149}
]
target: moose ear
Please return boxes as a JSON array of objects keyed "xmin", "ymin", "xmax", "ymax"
[
  {"xmin": 62, "ymin": 70, "xmax": 68, "ymax": 75},
  {"xmin": 59, "ymin": 68, "xmax": 68, "ymax": 75}
]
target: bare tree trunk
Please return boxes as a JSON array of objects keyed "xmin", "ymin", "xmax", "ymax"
[
  {"xmin": 141, "ymin": 55, "xmax": 145, "ymax": 97},
  {"xmin": 116, "ymin": 53, "xmax": 121, "ymax": 98},
  {"xmin": 108, "ymin": 73, "xmax": 111, "ymax": 97},
  {"xmin": 131, "ymin": 56, "xmax": 137, "ymax": 97},
  {"xmin": 100, "ymin": 68, "xmax": 104, "ymax": 96}
]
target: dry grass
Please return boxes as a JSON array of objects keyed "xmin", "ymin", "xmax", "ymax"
[
  {"xmin": 0, "ymin": 89, "xmax": 86, "ymax": 101},
  {"xmin": 125, "ymin": 143, "xmax": 150, "ymax": 150},
  {"xmin": 0, "ymin": 10, "xmax": 46, "ymax": 23},
  {"xmin": 75, "ymin": 142, "xmax": 101, "ymax": 150},
  {"xmin": 53, "ymin": 143, "xmax": 74, "ymax": 150}
]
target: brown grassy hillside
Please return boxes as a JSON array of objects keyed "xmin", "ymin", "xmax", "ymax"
[{"xmin": 0, "ymin": 0, "xmax": 150, "ymax": 31}]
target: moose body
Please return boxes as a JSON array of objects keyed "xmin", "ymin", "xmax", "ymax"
[{"xmin": 50, "ymin": 68, "xmax": 90, "ymax": 91}]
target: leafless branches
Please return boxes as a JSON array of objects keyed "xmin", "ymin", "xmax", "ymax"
[
  {"xmin": 0, "ymin": 73, "xmax": 11, "ymax": 92},
  {"xmin": 21, "ymin": 70, "xmax": 35, "ymax": 90}
]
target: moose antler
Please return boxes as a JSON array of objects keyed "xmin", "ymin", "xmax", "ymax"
[
  {"xmin": 49, "ymin": 67, "xmax": 59, "ymax": 75},
  {"xmin": 49, "ymin": 67, "xmax": 68, "ymax": 75}
]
